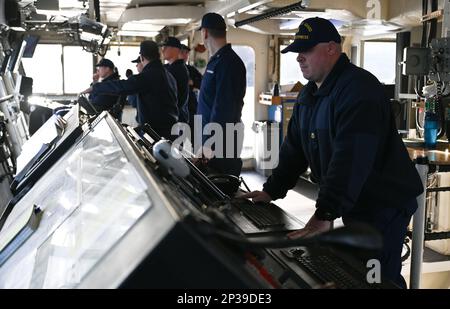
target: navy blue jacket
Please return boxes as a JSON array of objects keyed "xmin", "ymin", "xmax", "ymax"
[
  {"xmin": 92, "ymin": 59, "xmax": 178, "ymax": 138},
  {"xmin": 197, "ymin": 44, "xmax": 246, "ymax": 176},
  {"xmin": 187, "ymin": 64, "xmax": 202, "ymax": 128},
  {"xmin": 263, "ymin": 54, "xmax": 423, "ymax": 220},
  {"xmin": 89, "ymin": 72, "xmax": 122, "ymax": 111},
  {"xmin": 166, "ymin": 59, "xmax": 190, "ymax": 123}
]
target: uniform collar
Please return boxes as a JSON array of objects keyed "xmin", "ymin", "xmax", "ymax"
[
  {"xmin": 102, "ymin": 72, "xmax": 118, "ymax": 82},
  {"xmin": 171, "ymin": 59, "xmax": 185, "ymax": 66},
  {"xmin": 211, "ymin": 43, "xmax": 232, "ymax": 60},
  {"xmin": 300, "ymin": 53, "xmax": 350, "ymax": 98},
  {"xmin": 143, "ymin": 59, "xmax": 163, "ymax": 71}
]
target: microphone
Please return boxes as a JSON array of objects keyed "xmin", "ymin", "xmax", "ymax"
[{"xmin": 153, "ymin": 140, "xmax": 190, "ymax": 178}]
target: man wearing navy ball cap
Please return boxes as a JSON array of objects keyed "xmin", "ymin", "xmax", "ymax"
[
  {"xmin": 161, "ymin": 36, "xmax": 190, "ymax": 123},
  {"xmin": 83, "ymin": 40, "xmax": 178, "ymax": 139},
  {"xmin": 244, "ymin": 17, "xmax": 423, "ymax": 288}
]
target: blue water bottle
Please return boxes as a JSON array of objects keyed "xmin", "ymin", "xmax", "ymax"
[{"xmin": 424, "ymin": 111, "xmax": 438, "ymax": 149}]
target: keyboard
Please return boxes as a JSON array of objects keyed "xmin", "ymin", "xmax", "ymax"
[
  {"xmin": 233, "ymin": 201, "xmax": 286, "ymax": 229},
  {"xmin": 282, "ymin": 248, "xmax": 373, "ymax": 289}
]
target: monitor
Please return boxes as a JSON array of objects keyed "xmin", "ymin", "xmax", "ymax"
[
  {"xmin": 7, "ymin": 39, "xmax": 26, "ymax": 73},
  {"xmin": 0, "ymin": 113, "xmax": 165, "ymax": 288},
  {"xmin": 11, "ymin": 104, "xmax": 82, "ymax": 194},
  {"xmin": 0, "ymin": 51, "xmax": 11, "ymax": 75},
  {"xmin": 22, "ymin": 35, "xmax": 40, "ymax": 58},
  {"xmin": 0, "ymin": 113, "xmax": 266, "ymax": 288}
]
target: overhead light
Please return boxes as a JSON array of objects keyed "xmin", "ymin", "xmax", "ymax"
[
  {"xmin": 117, "ymin": 30, "xmax": 159, "ymax": 37},
  {"xmin": 121, "ymin": 21, "xmax": 164, "ymax": 32},
  {"xmin": 119, "ymin": 6, "xmax": 203, "ymax": 27},
  {"xmin": 58, "ymin": 0, "xmax": 84, "ymax": 8},
  {"xmin": 98, "ymin": 0, "xmax": 132, "ymax": 4},
  {"xmin": 131, "ymin": 18, "xmax": 193, "ymax": 26},
  {"xmin": 36, "ymin": 9, "xmax": 85, "ymax": 18},
  {"xmin": 237, "ymin": 1, "xmax": 269, "ymax": 14},
  {"xmin": 279, "ymin": 19, "xmax": 303, "ymax": 30}
]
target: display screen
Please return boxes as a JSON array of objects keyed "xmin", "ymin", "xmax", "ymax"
[
  {"xmin": 22, "ymin": 35, "xmax": 40, "ymax": 58},
  {"xmin": 0, "ymin": 118, "xmax": 153, "ymax": 288},
  {"xmin": 7, "ymin": 39, "xmax": 25, "ymax": 73}
]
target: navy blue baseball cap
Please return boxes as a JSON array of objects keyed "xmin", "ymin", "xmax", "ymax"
[
  {"xmin": 160, "ymin": 36, "xmax": 182, "ymax": 49},
  {"xmin": 95, "ymin": 58, "xmax": 114, "ymax": 69},
  {"xmin": 281, "ymin": 17, "xmax": 341, "ymax": 54},
  {"xmin": 198, "ymin": 12, "xmax": 226, "ymax": 31},
  {"xmin": 131, "ymin": 56, "xmax": 141, "ymax": 63}
]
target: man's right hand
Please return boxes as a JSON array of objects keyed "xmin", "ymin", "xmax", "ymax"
[{"xmin": 241, "ymin": 191, "xmax": 272, "ymax": 203}]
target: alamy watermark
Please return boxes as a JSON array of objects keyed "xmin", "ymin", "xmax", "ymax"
[
  {"xmin": 367, "ymin": 0, "xmax": 381, "ymax": 19},
  {"xmin": 169, "ymin": 115, "xmax": 280, "ymax": 170},
  {"xmin": 366, "ymin": 259, "xmax": 381, "ymax": 284}
]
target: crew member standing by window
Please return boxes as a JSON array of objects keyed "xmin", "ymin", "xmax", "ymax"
[
  {"xmin": 83, "ymin": 41, "xmax": 178, "ymax": 139},
  {"xmin": 88, "ymin": 58, "xmax": 124, "ymax": 121},
  {"xmin": 197, "ymin": 13, "xmax": 247, "ymax": 178},
  {"xmin": 179, "ymin": 44, "xmax": 203, "ymax": 137},
  {"xmin": 161, "ymin": 36, "xmax": 190, "ymax": 124}
]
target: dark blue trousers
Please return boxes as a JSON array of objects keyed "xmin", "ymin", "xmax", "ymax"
[{"xmin": 343, "ymin": 199, "xmax": 418, "ymax": 288}]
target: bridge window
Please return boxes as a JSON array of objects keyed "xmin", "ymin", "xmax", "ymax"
[
  {"xmin": 363, "ymin": 41, "xmax": 396, "ymax": 84},
  {"xmin": 22, "ymin": 44, "xmax": 94, "ymax": 95},
  {"xmin": 22, "ymin": 44, "xmax": 63, "ymax": 94},
  {"xmin": 63, "ymin": 46, "xmax": 94, "ymax": 94},
  {"xmin": 104, "ymin": 46, "xmax": 140, "ymax": 77},
  {"xmin": 232, "ymin": 45, "xmax": 255, "ymax": 159}
]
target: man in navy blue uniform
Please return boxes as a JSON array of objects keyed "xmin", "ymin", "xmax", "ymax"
[
  {"xmin": 83, "ymin": 40, "xmax": 178, "ymax": 139},
  {"xmin": 161, "ymin": 37, "xmax": 190, "ymax": 123},
  {"xmin": 197, "ymin": 13, "xmax": 246, "ymax": 177},
  {"xmin": 126, "ymin": 56, "xmax": 142, "ymax": 111},
  {"xmin": 243, "ymin": 17, "xmax": 423, "ymax": 288},
  {"xmin": 180, "ymin": 44, "xmax": 203, "ymax": 136},
  {"xmin": 88, "ymin": 58, "xmax": 124, "ymax": 120}
]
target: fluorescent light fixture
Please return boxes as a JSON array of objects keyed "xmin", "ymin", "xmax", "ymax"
[
  {"xmin": 98, "ymin": 0, "xmax": 132, "ymax": 4},
  {"xmin": 119, "ymin": 6, "xmax": 202, "ymax": 27},
  {"xmin": 121, "ymin": 21, "xmax": 164, "ymax": 32},
  {"xmin": 58, "ymin": 0, "xmax": 83, "ymax": 8},
  {"xmin": 237, "ymin": 2, "xmax": 266, "ymax": 14},
  {"xmin": 36, "ymin": 9, "xmax": 84, "ymax": 17},
  {"xmin": 59, "ymin": 0, "xmax": 131, "ymax": 7},
  {"xmin": 140, "ymin": 18, "xmax": 192, "ymax": 25},
  {"xmin": 117, "ymin": 30, "xmax": 159, "ymax": 37},
  {"xmin": 279, "ymin": 19, "xmax": 302, "ymax": 30}
]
